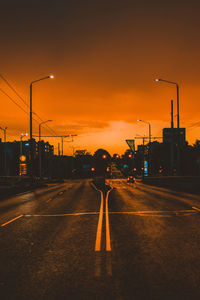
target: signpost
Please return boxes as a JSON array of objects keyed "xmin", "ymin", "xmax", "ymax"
[{"xmin": 126, "ymin": 139, "xmax": 135, "ymax": 153}]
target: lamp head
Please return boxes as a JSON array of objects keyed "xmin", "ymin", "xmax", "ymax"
[
  {"xmin": 49, "ymin": 75, "xmax": 54, "ymax": 79},
  {"xmin": 155, "ymin": 78, "xmax": 160, "ymax": 82}
]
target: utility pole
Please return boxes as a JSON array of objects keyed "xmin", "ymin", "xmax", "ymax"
[
  {"xmin": 170, "ymin": 100, "xmax": 174, "ymax": 176},
  {"xmin": 29, "ymin": 75, "xmax": 54, "ymax": 177},
  {"xmin": 58, "ymin": 143, "xmax": 60, "ymax": 156},
  {"xmin": 155, "ymin": 78, "xmax": 181, "ymax": 174},
  {"xmin": 0, "ymin": 127, "xmax": 8, "ymax": 175},
  {"xmin": 0, "ymin": 126, "xmax": 7, "ymax": 142}
]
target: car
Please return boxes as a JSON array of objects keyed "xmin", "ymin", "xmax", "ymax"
[{"xmin": 127, "ymin": 176, "xmax": 135, "ymax": 183}]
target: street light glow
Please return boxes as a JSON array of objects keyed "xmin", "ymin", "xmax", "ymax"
[
  {"xmin": 49, "ymin": 75, "xmax": 54, "ymax": 78},
  {"xmin": 21, "ymin": 133, "xmax": 28, "ymax": 137},
  {"xmin": 155, "ymin": 78, "xmax": 160, "ymax": 82}
]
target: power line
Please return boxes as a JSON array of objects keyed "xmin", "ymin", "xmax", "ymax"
[
  {"xmin": 0, "ymin": 88, "xmax": 43, "ymax": 125},
  {"xmin": 0, "ymin": 88, "xmax": 31, "ymax": 117},
  {"xmin": 0, "ymin": 74, "xmax": 29, "ymax": 108},
  {"xmin": 0, "ymin": 74, "xmax": 57, "ymax": 136}
]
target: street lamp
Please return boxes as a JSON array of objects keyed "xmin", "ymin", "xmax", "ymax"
[
  {"xmin": 29, "ymin": 75, "xmax": 54, "ymax": 176},
  {"xmin": 39, "ymin": 120, "xmax": 52, "ymax": 141},
  {"xmin": 61, "ymin": 134, "xmax": 77, "ymax": 156},
  {"xmin": 0, "ymin": 126, "xmax": 8, "ymax": 175},
  {"xmin": 155, "ymin": 78, "xmax": 179, "ymax": 128},
  {"xmin": 30, "ymin": 75, "xmax": 54, "ymax": 139},
  {"xmin": 38, "ymin": 120, "xmax": 52, "ymax": 179},
  {"xmin": 155, "ymin": 78, "xmax": 181, "ymax": 175},
  {"xmin": 0, "ymin": 126, "xmax": 7, "ymax": 142},
  {"xmin": 137, "ymin": 121, "xmax": 151, "ymax": 176},
  {"xmin": 137, "ymin": 120, "xmax": 151, "ymax": 143}
]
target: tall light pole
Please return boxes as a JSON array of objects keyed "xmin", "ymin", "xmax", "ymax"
[
  {"xmin": 137, "ymin": 120, "xmax": 152, "ymax": 176},
  {"xmin": 30, "ymin": 75, "xmax": 54, "ymax": 139},
  {"xmin": 155, "ymin": 78, "xmax": 179, "ymax": 128},
  {"xmin": 155, "ymin": 78, "xmax": 180, "ymax": 175},
  {"xmin": 29, "ymin": 75, "xmax": 54, "ymax": 176},
  {"xmin": 38, "ymin": 120, "xmax": 52, "ymax": 179},
  {"xmin": 0, "ymin": 126, "xmax": 7, "ymax": 142},
  {"xmin": 39, "ymin": 120, "xmax": 52, "ymax": 141},
  {"xmin": 0, "ymin": 126, "xmax": 8, "ymax": 175},
  {"xmin": 61, "ymin": 134, "xmax": 77, "ymax": 156},
  {"xmin": 137, "ymin": 120, "xmax": 151, "ymax": 143}
]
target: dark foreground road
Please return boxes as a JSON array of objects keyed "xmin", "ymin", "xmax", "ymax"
[{"xmin": 1, "ymin": 179, "xmax": 200, "ymax": 299}]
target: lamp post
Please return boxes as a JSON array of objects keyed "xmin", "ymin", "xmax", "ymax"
[
  {"xmin": 0, "ymin": 126, "xmax": 7, "ymax": 142},
  {"xmin": 19, "ymin": 133, "xmax": 28, "ymax": 176},
  {"xmin": 61, "ymin": 134, "xmax": 77, "ymax": 156},
  {"xmin": 137, "ymin": 120, "xmax": 151, "ymax": 143},
  {"xmin": 137, "ymin": 120, "xmax": 152, "ymax": 176},
  {"xmin": 155, "ymin": 78, "xmax": 180, "ymax": 175},
  {"xmin": 155, "ymin": 78, "xmax": 179, "ymax": 128},
  {"xmin": 39, "ymin": 120, "xmax": 52, "ymax": 141},
  {"xmin": 0, "ymin": 127, "xmax": 8, "ymax": 175},
  {"xmin": 29, "ymin": 75, "xmax": 54, "ymax": 176},
  {"xmin": 38, "ymin": 120, "xmax": 52, "ymax": 179}
]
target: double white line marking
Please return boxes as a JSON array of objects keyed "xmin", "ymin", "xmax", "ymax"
[{"xmin": 95, "ymin": 189, "xmax": 112, "ymax": 252}]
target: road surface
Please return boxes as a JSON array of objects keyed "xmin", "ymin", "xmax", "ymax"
[{"xmin": 1, "ymin": 179, "xmax": 200, "ymax": 299}]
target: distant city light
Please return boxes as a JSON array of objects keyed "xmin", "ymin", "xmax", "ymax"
[
  {"xmin": 21, "ymin": 133, "xmax": 28, "ymax": 137},
  {"xmin": 19, "ymin": 155, "xmax": 26, "ymax": 162}
]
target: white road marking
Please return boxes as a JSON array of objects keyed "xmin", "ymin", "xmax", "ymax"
[
  {"xmin": 1, "ymin": 215, "xmax": 23, "ymax": 227},
  {"xmin": 24, "ymin": 212, "xmax": 99, "ymax": 217},
  {"xmin": 24, "ymin": 209, "xmax": 196, "ymax": 219},
  {"xmin": 108, "ymin": 210, "xmax": 197, "ymax": 215}
]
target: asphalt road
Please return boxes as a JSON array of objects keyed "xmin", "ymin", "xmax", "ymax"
[{"xmin": 1, "ymin": 179, "xmax": 200, "ymax": 299}]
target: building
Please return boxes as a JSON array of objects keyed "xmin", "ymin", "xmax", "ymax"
[{"xmin": 163, "ymin": 128, "xmax": 186, "ymax": 146}]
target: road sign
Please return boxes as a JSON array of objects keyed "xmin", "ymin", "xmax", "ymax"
[
  {"xmin": 144, "ymin": 160, "xmax": 148, "ymax": 176},
  {"xmin": 126, "ymin": 139, "xmax": 135, "ymax": 152}
]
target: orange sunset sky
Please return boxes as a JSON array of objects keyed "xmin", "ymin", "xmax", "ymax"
[{"xmin": 0, "ymin": 1, "xmax": 200, "ymax": 155}]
